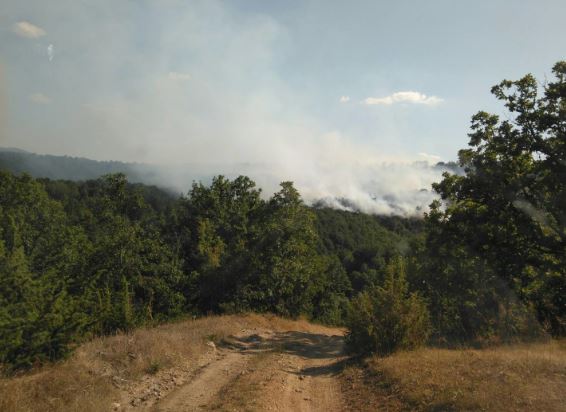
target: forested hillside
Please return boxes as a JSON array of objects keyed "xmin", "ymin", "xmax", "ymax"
[
  {"xmin": 0, "ymin": 149, "xmax": 174, "ymax": 188},
  {"xmin": 1, "ymin": 62, "xmax": 564, "ymax": 373},
  {"xmin": 0, "ymin": 171, "xmax": 414, "ymax": 370}
]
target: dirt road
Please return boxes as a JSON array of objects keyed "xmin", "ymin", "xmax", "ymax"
[{"xmin": 146, "ymin": 327, "xmax": 346, "ymax": 411}]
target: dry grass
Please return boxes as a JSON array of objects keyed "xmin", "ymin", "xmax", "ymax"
[
  {"xmin": 366, "ymin": 340, "xmax": 566, "ymax": 411},
  {"xmin": 7, "ymin": 315, "xmax": 561, "ymax": 412},
  {"xmin": 0, "ymin": 313, "xmax": 336, "ymax": 412}
]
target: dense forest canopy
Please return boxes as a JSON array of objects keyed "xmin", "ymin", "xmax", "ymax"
[
  {"xmin": 0, "ymin": 61, "xmax": 564, "ymax": 371},
  {"xmin": 0, "ymin": 171, "xmax": 415, "ymax": 369}
]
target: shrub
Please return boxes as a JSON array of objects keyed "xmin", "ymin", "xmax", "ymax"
[
  {"xmin": 145, "ymin": 360, "xmax": 161, "ymax": 375},
  {"xmin": 345, "ymin": 257, "xmax": 431, "ymax": 356}
]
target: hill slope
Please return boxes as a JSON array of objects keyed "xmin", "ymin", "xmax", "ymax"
[
  {"xmin": 0, "ymin": 149, "xmax": 163, "ymax": 185},
  {"xmin": 1, "ymin": 315, "xmax": 564, "ymax": 412}
]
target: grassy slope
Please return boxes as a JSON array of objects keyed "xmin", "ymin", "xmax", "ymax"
[
  {"xmin": 2, "ymin": 314, "xmax": 564, "ymax": 412},
  {"xmin": 344, "ymin": 340, "xmax": 566, "ymax": 412}
]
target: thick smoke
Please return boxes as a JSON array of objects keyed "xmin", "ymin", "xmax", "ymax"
[
  {"xmin": 1, "ymin": 0, "xmax": 454, "ymax": 216},
  {"xmin": 131, "ymin": 155, "xmax": 452, "ymax": 216}
]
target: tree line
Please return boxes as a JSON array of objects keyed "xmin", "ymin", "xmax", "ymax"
[
  {"xmin": 1, "ymin": 61, "xmax": 564, "ymax": 370},
  {"xmin": 0, "ymin": 170, "xmax": 414, "ymax": 369}
]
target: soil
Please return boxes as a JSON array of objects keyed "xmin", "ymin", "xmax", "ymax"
[{"xmin": 122, "ymin": 327, "xmax": 348, "ymax": 411}]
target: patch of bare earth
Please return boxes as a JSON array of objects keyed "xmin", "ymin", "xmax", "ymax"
[{"xmin": 207, "ymin": 330, "xmax": 347, "ymax": 412}]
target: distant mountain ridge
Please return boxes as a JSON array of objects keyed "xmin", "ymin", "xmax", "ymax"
[
  {"xmin": 0, "ymin": 148, "xmax": 167, "ymax": 186},
  {"xmin": 0, "ymin": 147, "xmax": 30, "ymax": 153}
]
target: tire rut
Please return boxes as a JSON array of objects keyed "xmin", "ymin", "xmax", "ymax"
[
  {"xmin": 153, "ymin": 350, "xmax": 251, "ymax": 412},
  {"xmin": 139, "ymin": 328, "xmax": 346, "ymax": 412}
]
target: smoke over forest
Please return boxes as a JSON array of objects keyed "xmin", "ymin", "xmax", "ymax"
[{"xmin": 0, "ymin": 148, "xmax": 461, "ymax": 215}]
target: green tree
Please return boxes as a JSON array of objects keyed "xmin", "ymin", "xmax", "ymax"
[
  {"xmin": 249, "ymin": 182, "xmax": 320, "ymax": 317},
  {"xmin": 176, "ymin": 175, "xmax": 264, "ymax": 312},
  {"xmin": 422, "ymin": 61, "xmax": 566, "ymax": 338},
  {"xmin": 0, "ymin": 176, "xmax": 83, "ymax": 369},
  {"xmin": 309, "ymin": 255, "xmax": 352, "ymax": 325},
  {"xmin": 81, "ymin": 175, "xmax": 185, "ymax": 332},
  {"xmin": 346, "ymin": 258, "xmax": 430, "ymax": 355}
]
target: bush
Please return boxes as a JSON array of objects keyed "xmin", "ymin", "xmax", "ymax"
[{"xmin": 345, "ymin": 257, "xmax": 431, "ymax": 356}]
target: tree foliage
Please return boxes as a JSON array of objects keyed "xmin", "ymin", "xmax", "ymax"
[
  {"xmin": 419, "ymin": 61, "xmax": 565, "ymax": 339},
  {"xmin": 346, "ymin": 258, "xmax": 430, "ymax": 355},
  {"xmin": 3, "ymin": 172, "xmax": 395, "ymax": 369}
]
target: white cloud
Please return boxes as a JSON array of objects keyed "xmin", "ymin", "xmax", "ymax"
[
  {"xmin": 418, "ymin": 152, "xmax": 441, "ymax": 162},
  {"xmin": 29, "ymin": 93, "xmax": 51, "ymax": 104},
  {"xmin": 168, "ymin": 71, "xmax": 191, "ymax": 81},
  {"xmin": 13, "ymin": 21, "xmax": 46, "ymax": 38},
  {"xmin": 339, "ymin": 95, "xmax": 350, "ymax": 103},
  {"xmin": 364, "ymin": 91, "xmax": 443, "ymax": 106}
]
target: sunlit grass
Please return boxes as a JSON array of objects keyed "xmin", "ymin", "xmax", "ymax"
[{"xmin": 368, "ymin": 339, "xmax": 566, "ymax": 411}]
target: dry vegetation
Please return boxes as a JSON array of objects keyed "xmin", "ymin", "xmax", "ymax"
[
  {"xmin": 357, "ymin": 339, "xmax": 566, "ymax": 411},
  {"xmin": 2, "ymin": 314, "xmax": 565, "ymax": 412},
  {"xmin": 0, "ymin": 314, "xmax": 336, "ymax": 412}
]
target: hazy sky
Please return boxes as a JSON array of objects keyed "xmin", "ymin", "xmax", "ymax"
[{"xmin": 0, "ymin": 0, "xmax": 565, "ymax": 213}]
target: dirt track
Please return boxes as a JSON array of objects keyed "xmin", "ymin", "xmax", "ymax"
[{"xmin": 146, "ymin": 327, "xmax": 346, "ymax": 411}]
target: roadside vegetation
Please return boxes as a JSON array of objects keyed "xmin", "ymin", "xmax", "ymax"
[
  {"xmin": 340, "ymin": 339, "xmax": 566, "ymax": 412},
  {"xmin": 345, "ymin": 258, "xmax": 430, "ymax": 356},
  {"xmin": 339, "ymin": 60, "xmax": 566, "ymax": 411},
  {"xmin": 344, "ymin": 61, "xmax": 565, "ymax": 356}
]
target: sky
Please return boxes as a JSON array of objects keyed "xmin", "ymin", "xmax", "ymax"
[{"xmin": 0, "ymin": 0, "xmax": 565, "ymax": 214}]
